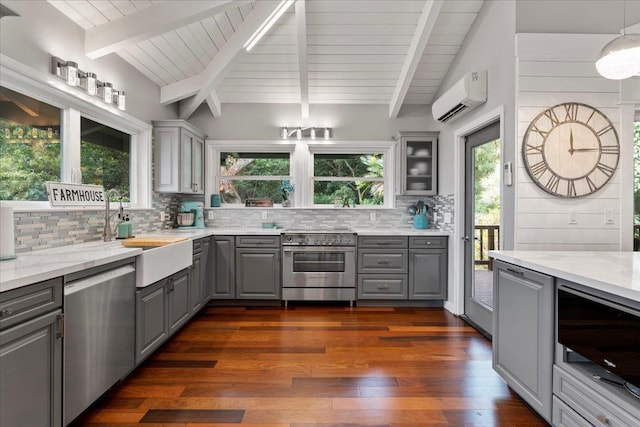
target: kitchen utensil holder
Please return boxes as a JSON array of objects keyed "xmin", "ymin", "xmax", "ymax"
[{"xmin": 413, "ymin": 214, "xmax": 428, "ymax": 229}]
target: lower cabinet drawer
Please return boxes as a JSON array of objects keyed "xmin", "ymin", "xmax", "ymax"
[
  {"xmin": 552, "ymin": 396, "xmax": 589, "ymax": 427},
  {"xmin": 358, "ymin": 275, "xmax": 407, "ymax": 299},
  {"xmin": 553, "ymin": 366, "xmax": 640, "ymax": 427},
  {"xmin": 358, "ymin": 250, "xmax": 408, "ymax": 274},
  {"xmin": 0, "ymin": 278, "xmax": 63, "ymax": 330}
]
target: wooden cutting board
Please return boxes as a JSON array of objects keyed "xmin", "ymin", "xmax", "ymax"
[{"xmin": 121, "ymin": 236, "xmax": 188, "ymax": 247}]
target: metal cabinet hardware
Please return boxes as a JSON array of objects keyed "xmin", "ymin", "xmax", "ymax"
[
  {"xmin": 377, "ymin": 284, "xmax": 390, "ymax": 290},
  {"xmin": 507, "ymin": 267, "xmax": 524, "ymax": 276},
  {"xmin": 376, "ymin": 240, "xmax": 390, "ymax": 245},
  {"xmin": 376, "ymin": 260, "xmax": 390, "ymax": 265}
]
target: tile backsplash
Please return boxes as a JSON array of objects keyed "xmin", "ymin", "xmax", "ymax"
[
  {"xmin": 205, "ymin": 195, "xmax": 455, "ymax": 232},
  {"xmin": 11, "ymin": 194, "xmax": 454, "ymax": 253}
]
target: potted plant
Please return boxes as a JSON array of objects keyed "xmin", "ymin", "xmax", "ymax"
[{"xmin": 281, "ymin": 180, "xmax": 294, "ymax": 207}]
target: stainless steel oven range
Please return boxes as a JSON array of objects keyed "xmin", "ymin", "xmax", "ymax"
[{"xmin": 281, "ymin": 231, "xmax": 357, "ymax": 306}]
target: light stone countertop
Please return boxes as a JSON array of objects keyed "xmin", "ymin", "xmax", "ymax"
[
  {"xmin": 489, "ymin": 250, "xmax": 640, "ymax": 302},
  {"xmin": 0, "ymin": 241, "xmax": 141, "ymax": 293},
  {"xmin": 1, "ymin": 227, "xmax": 450, "ymax": 293}
]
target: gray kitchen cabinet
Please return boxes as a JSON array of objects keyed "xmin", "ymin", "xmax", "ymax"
[
  {"xmin": 395, "ymin": 131, "xmax": 439, "ymax": 195},
  {"xmin": 152, "ymin": 120, "xmax": 205, "ymax": 194},
  {"xmin": 135, "ymin": 278, "xmax": 168, "ymax": 365},
  {"xmin": 190, "ymin": 238, "xmax": 209, "ymax": 313},
  {"xmin": 357, "ymin": 236, "xmax": 408, "ymax": 300},
  {"xmin": 492, "ymin": 259, "xmax": 554, "ymax": 422},
  {"xmin": 168, "ymin": 268, "xmax": 191, "ymax": 334},
  {"xmin": 0, "ymin": 278, "xmax": 63, "ymax": 427},
  {"xmin": 358, "ymin": 275, "xmax": 408, "ymax": 299},
  {"xmin": 201, "ymin": 237, "xmax": 213, "ymax": 303},
  {"xmin": 235, "ymin": 236, "xmax": 280, "ymax": 299},
  {"xmin": 213, "ymin": 236, "xmax": 235, "ymax": 299},
  {"xmin": 180, "ymin": 128, "xmax": 204, "ymax": 194},
  {"xmin": 408, "ymin": 237, "xmax": 448, "ymax": 300}
]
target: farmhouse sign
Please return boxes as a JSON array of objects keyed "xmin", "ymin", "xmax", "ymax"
[{"xmin": 46, "ymin": 182, "xmax": 105, "ymax": 207}]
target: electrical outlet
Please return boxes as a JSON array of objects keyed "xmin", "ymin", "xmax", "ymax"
[
  {"xmin": 568, "ymin": 211, "xmax": 578, "ymax": 224},
  {"xmin": 444, "ymin": 212, "xmax": 452, "ymax": 224},
  {"xmin": 160, "ymin": 212, "xmax": 166, "ymax": 222},
  {"xmin": 370, "ymin": 212, "xmax": 376, "ymax": 221},
  {"xmin": 262, "ymin": 211, "xmax": 268, "ymax": 220},
  {"xmin": 605, "ymin": 209, "xmax": 614, "ymax": 224},
  {"xmin": 208, "ymin": 210, "xmax": 214, "ymax": 220}
]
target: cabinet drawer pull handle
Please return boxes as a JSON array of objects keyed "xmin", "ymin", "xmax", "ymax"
[
  {"xmin": 596, "ymin": 414, "xmax": 609, "ymax": 425},
  {"xmin": 376, "ymin": 240, "xmax": 390, "ymax": 245},
  {"xmin": 0, "ymin": 307, "xmax": 14, "ymax": 318},
  {"xmin": 506, "ymin": 267, "xmax": 524, "ymax": 276},
  {"xmin": 377, "ymin": 260, "xmax": 390, "ymax": 265},
  {"xmin": 426, "ymin": 241, "xmax": 432, "ymax": 245},
  {"xmin": 377, "ymin": 284, "xmax": 389, "ymax": 290}
]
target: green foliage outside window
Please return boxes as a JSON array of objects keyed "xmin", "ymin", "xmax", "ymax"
[
  {"xmin": 0, "ymin": 121, "xmax": 61, "ymax": 201},
  {"xmin": 314, "ymin": 154, "xmax": 384, "ymax": 205},
  {"xmin": 219, "ymin": 153, "xmax": 289, "ymax": 203}
]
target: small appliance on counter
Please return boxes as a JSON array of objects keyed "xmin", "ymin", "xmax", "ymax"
[{"xmin": 176, "ymin": 201, "xmax": 204, "ymax": 229}]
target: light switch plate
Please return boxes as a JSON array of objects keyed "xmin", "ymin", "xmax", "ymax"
[
  {"xmin": 160, "ymin": 212, "xmax": 166, "ymax": 222},
  {"xmin": 444, "ymin": 212, "xmax": 452, "ymax": 223},
  {"xmin": 262, "ymin": 211, "xmax": 268, "ymax": 220},
  {"xmin": 370, "ymin": 212, "xmax": 376, "ymax": 221},
  {"xmin": 568, "ymin": 211, "xmax": 578, "ymax": 224}
]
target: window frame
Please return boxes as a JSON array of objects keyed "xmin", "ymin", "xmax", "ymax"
[
  {"xmin": 304, "ymin": 140, "xmax": 395, "ymax": 208},
  {"xmin": 205, "ymin": 139, "xmax": 396, "ymax": 209},
  {"xmin": 0, "ymin": 54, "xmax": 152, "ymax": 211},
  {"xmin": 205, "ymin": 141, "xmax": 297, "ymax": 207}
]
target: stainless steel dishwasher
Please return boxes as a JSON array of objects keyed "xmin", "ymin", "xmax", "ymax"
[{"xmin": 63, "ymin": 258, "xmax": 135, "ymax": 426}]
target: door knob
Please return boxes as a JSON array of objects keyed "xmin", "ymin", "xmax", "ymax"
[{"xmin": 462, "ymin": 236, "xmax": 470, "ymax": 242}]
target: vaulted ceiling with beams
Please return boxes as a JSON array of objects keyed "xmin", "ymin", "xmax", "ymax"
[{"xmin": 48, "ymin": 0, "xmax": 484, "ymax": 119}]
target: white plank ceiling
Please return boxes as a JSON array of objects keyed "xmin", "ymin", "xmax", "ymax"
[{"xmin": 47, "ymin": 0, "xmax": 483, "ymax": 118}]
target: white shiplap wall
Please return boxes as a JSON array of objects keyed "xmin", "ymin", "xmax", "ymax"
[{"xmin": 515, "ymin": 33, "xmax": 626, "ymax": 251}]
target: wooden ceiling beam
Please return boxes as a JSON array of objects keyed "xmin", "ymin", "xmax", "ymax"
[
  {"xmin": 295, "ymin": 0, "xmax": 309, "ymax": 118},
  {"xmin": 388, "ymin": 0, "xmax": 444, "ymax": 119},
  {"xmin": 206, "ymin": 92, "xmax": 222, "ymax": 118},
  {"xmin": 85, "ymin": 0, "xmax": 250, "ymax": 59},
  {"xmin": 177, "ymin": 1, "xmax": 284, "ymax": 120}
]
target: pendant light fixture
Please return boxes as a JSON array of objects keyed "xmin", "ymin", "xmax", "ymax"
[{"xmin": 595, "ymin": 0, "xmax": 640, "ymax": 80}]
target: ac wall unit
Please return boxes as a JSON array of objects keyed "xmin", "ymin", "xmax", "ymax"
[{"xmin": 432, "ymin": 70, "xmax": 487, "ymax": 123}]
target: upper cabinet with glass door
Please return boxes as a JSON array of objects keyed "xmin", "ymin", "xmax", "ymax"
[
  {"xmin": 395, "ymin": 131, "xmax": 438, "ymax": 195},
  {"xmin": 153, "ymin": 120, "xmax": 206, "ymax": 194}
]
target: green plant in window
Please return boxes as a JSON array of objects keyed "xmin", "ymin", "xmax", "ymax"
[{"xmin": 357, "ymin": 155, "xmax": 384, "ymax": 205}]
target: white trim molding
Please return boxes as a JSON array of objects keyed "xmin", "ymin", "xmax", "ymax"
[{"xmin": 447, "ymin": 105, "xmax": 505, "ymax": 317}]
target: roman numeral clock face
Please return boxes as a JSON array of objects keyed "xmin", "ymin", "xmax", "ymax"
[{"xmin": 522, "ymin": 102, "xmax": 620, "ymax": 198}]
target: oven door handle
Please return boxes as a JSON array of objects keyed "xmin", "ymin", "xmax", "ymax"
[{"xmin": 282, "ymin": 246, "xmax": 356, "ymax": 253}]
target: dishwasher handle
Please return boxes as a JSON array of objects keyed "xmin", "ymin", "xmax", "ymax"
[{"xmin": 64, "ymin": 264, "xmax": 135, "ymax": 296}]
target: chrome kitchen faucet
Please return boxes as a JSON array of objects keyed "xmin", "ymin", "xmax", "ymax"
[{"xmin": 103, "ymin": 188, "xmax": 123, "ymax": 242}]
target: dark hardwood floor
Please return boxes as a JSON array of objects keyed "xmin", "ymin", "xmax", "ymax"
[{"xmin": 72, "ymin": 305, "xmax": 548, "ymax": 426}]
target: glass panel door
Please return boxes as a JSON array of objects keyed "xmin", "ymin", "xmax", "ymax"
[
  {"xmin": 464, "ymin": 121, "xmax": 501, "ymax": 336},
  {"xmin": 634, "ymin": 121, "xmax": 639, "ymax": 251}
]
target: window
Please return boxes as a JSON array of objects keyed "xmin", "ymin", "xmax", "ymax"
[
  {"xmin": 0, "ymin": 57, "xmax": 153, "ymax": 210},
  {"xmin": 0, "ymin": 86, "xmax": 62, "ymax": 201},
  {"xmin": 206, "ymin": 140, "xmax": 395, "ymax": 208},
  {"xmin": 217, "ymin": 151, "xmax": 291, "ymax": 204},
  {"xmin": 81, "ymin": 117, "xmax": 130, "ymax": 200},
  {"xmin": 313, "ymin": 153, "xmax": 384, "ymax": 206}
]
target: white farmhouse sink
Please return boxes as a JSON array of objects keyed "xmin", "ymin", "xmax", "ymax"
[{"xmin": 133, "ymin": 239, "xmax": 192, "ymax": 287}]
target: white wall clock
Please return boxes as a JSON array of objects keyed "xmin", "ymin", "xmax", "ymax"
[{"xmin": 522, "ymin": 102, "xmax": 620, "ymax": 198}]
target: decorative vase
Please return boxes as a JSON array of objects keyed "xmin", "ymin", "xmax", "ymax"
[{"xmin": 282, "ymin": 199, "xmax": 291, "ymax": 207}]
